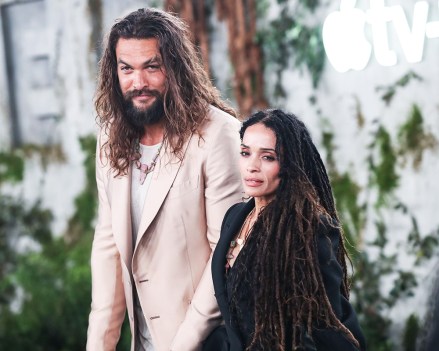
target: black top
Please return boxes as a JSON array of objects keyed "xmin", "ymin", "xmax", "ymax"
[
  {"xmin": 224, "ymin": 223, "xmax": 256, "ymax": 346},
  {"xmin": 211, "ymin": 199, "xmax": 367, "ymax": 351}
]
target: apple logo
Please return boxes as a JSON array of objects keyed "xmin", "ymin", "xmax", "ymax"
[{"xmin": 323, "ymin": 0, "xmax": 372, "ymax": 72}]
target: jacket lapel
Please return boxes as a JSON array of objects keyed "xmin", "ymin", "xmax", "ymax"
[
  {"xmin": 134, "ymin": 134, "xmax": 193, "ymax": 250},
  {"xmin": 212, "ymin": 198, "xmax": 254, "ymax": 350},
  {"xmin": 111, "ymin": 168, "xmax": 133, "ymax": 271},
  {"xmin": 212, "ymin": 198, "xmax": 255, "ymax": 305}
]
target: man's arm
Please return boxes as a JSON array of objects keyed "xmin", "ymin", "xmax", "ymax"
[
  {"xmin": 170, "ymin": 115, "xmax": 242, "ymax": 351},
  {"xmin": 86, "ymin": 133, "xmax": 127, "ymax": 351}
]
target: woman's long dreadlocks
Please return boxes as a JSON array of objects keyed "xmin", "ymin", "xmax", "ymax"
[{"xmin": 230, "ymin": 109, "xmax": 359, "ymax": 350}]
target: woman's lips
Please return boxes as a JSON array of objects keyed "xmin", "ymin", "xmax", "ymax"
[{"xmin": 244, "ymin": 178, "xmax": 263, "ymax": 187}]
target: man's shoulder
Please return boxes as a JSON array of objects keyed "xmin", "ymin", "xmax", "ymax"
[
  {"xmin": 195, "ymin": 105, "xmax": 240, "ymax": 141},
  {"xmin": 205, "ymin": 105, "xmax": 241, "ymax": 129},
  {"xmin": 189, "ymin": 105, "xmax": 240, "ymax": 151}
]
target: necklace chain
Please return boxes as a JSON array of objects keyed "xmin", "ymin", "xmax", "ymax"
[
  {"xmin": 226, "ymin": 208, "xmax": 256, "ymax": 270},
  {"xmin": 134, "ymin": 142, "xmax": 163, "ymax": 185}
]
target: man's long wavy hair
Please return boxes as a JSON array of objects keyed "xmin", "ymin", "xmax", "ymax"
[
  {"xmin": 231, "ymin": 109, "xmax": 360, "ymax": 350},
  {"xmin": 96, "ymin": 8, "xmax": 236, "ymax": 175}
]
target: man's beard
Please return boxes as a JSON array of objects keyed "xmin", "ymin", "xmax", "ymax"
[{"xmin": 122, "ymin": 89, "xmax": 165, "ymax": 131}]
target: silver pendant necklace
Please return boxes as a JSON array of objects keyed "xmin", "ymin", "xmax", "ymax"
[{"xmin": 134, "ymin": 143, "xmax": 163, "ymax": 185}]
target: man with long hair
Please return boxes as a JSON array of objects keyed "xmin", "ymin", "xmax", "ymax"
[{"xmin": 86, "ymin": 8, "xmax": 242, "ymax": 351}]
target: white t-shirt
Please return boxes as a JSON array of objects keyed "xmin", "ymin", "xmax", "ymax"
[{"xmin": 131, "ymin": 142, "xmax": 161, "ymax": 351}]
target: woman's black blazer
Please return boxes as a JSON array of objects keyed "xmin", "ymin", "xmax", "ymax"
[{"xmin": 211, "ymin": 199, "xmax": 366, "ymax": 351}]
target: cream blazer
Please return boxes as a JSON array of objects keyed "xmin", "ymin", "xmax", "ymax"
[{"xmin": 86, "ymin": 106, "xmax": 242, "ymax": 351}]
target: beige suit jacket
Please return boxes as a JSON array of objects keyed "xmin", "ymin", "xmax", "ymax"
[{"xmin": 86, "ymin": 106, "xmax": 242, "ymax": 351}]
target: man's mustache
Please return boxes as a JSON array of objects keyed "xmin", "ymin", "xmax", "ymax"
[{"xmin": 124, "ymin": 88, "xmax": 161, "ymax": 99}]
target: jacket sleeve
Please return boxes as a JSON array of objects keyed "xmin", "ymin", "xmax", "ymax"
[
  {"xmin": 86, "ymin": 132, "xmax": 127, "ymax": 351},
  {"xmin": 170, "ymin": 115, "xmax": 243, "ymax": 351},
  {"xmin": 312, "ymin": 220, "xmax": 366, "ymax": 351}
]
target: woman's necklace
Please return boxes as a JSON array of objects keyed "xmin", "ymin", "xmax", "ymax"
[
  {"xmin": 226, "ymin": 208, "xmax": 256, "ymax": 270},
  {"xmin": 134, "ymin": 143, "xmax": 163, "ymax": 185}
]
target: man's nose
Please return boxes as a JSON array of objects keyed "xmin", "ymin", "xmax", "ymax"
[{"xmin": 133, "ymin": 72, "xmax": 148, "ymax": 90}]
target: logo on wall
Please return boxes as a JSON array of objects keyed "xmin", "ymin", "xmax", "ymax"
[{"xmin": 322, "ymin": 0, "xmax": 439, "ymax": 72}]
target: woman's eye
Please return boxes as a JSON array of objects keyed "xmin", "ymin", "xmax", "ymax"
[
  {"xmin": 240, "ymin": 151, "xmax": 249, "ymax": 156},
  {"xmin": 262, "ymin": 155, "xmax": 276, "ymax": 161}
]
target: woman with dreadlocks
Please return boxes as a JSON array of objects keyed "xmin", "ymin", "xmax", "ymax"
[{"xmin": 209, "ymin": 109, "xmax": 366, "ymax": 351}]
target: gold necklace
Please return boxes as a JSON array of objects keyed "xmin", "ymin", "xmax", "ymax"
[{"xmin": 226, "ymin": 208, "xmax": 256, "ymax": 268}]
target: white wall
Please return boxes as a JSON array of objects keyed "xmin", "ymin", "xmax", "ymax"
[{"xmin": 262, "ymin": 0, "xmax": 439, "ymax": 345}]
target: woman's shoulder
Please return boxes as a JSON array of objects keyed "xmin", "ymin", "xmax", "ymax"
[
  {"xmin": 221, "ymin": 200, "xmax": 255, "ymax": 233},
  {"xmin": 228, "ymin": 202, "xmax": 247, "ymax": 214},
  {"xmin": 315, "ymin": 214, "xmax": 342, "ymax": 264},
  {"xmin": 222, "ymin": 202, "xmax": 246, "ymax": 225},
  {"xmin": 317, "ymin": 214, "xmax": 341, "ymax": 239}
]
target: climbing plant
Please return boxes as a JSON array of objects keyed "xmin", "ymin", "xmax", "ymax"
[
  {"xmin": 257, "ymin": 0, "xmax": 325, "ymax": 99},
  {"xmin": 0, "ymin": 151, "xmax": 24, "ymax": 184},
  {"xmin": 397, "ymin": 104, "xmax": 438, "ymax": 170},
  {"xmin": 315, "ymin": 70, "xmax": 439, "ymax": 350},
  {"xmin": 376, "ymin": 71, "xmax": 423, "ymax": 106},
  {"xmin": 0, "ymin": 135, "xmax": 121, "ymax": 350}
]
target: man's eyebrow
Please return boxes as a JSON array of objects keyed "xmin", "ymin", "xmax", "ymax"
[
  {"xmin": 117, "ymin": 58, "xmax": 130, "ymax": 65},
  {"xmin": 116, "ymin": 56, "xmax": 162, "ymax": 66},
  {"xmin": 144, "ymin": 55, "xmax": 162, "ymax": 65}
]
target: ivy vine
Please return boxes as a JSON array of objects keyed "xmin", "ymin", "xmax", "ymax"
[
  {"xmin": 316, "ymin": 79, "xmax": 439, "ymax": 350},
  {"xmin": 257, "ymin": 0, "xmax": 325, "ymax": 100},
  {"xmin": 398, "ymin": 104, "xmax": 438, "ymax": 170}
]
